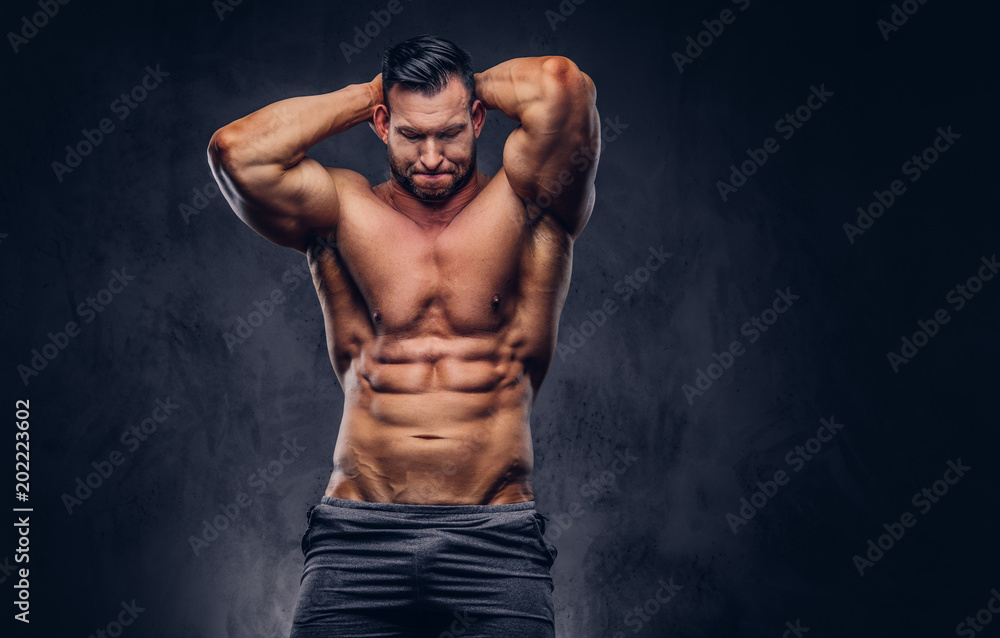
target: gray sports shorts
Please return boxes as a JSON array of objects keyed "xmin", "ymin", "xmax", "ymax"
[{"xmin": 289, "ymin": 496, "xmax": 558, "ymax": 638}]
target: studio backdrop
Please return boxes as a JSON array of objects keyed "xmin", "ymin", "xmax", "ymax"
[{"xmin": 2, "ymin": 0, "xmax": 997, "ymax": 636}]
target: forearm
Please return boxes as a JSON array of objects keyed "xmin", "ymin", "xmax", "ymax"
[
  {"xmin": 210, "ymin": 79, "xmax": 381, "ymax": 173},
  {"xmin": 475, "ymin": 56, "xmax": 594, "ymax": 124}
]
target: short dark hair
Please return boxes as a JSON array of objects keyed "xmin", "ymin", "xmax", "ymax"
[{"xmin": 381, "ymin": 35, "xmax": 475, "ymax": 110}]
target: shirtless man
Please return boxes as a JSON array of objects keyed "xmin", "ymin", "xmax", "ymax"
[{"xmin": 208, "ymin": 35, "xmax": 599, "ymax": 637}]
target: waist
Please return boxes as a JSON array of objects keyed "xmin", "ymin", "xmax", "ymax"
[
  {"xmin": 327, "ymin": 410, "xmax": 535, "ymax": 505},
  {"xmin": 318, "ymin": 495, "xmax": 535, "ymax": 516}
]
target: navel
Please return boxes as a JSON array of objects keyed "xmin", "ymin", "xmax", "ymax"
[
  {"xmin": 373, "ymin": 309, "xmax": 382, "ymax": 324},
  {"xmin": 491, "ymin": 293, "xmax": 501, "ymax": 311}
]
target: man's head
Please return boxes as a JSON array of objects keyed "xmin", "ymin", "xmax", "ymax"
[{"xmin": 373, "ymin": 35, "xmax": 485, "ymax": 201}]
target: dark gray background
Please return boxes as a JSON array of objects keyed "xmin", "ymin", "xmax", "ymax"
[{"xmin": 2, "ymin": 0, "xmax": 997, "ymax": 636}]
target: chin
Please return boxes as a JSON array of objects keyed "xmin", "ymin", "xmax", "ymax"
[
  {"xmin": 390, "ymin": 159, "xmax": 476, "ymax": 201},
  {"xmin": 418, "ymin": 183, "xmax": 456, "ymax": 200},
  {"xmin": 407, "ymin": 174, "xmax": 461, "ymax": 200}
]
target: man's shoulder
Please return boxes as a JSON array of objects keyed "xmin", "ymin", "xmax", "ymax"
[
  {"xmin": 324, "ymin": 166, "xmax": 374, "ymax": 192},
  {"xmin": 324, "ymin": 167, "xmax": 392, "ymax": 211}
]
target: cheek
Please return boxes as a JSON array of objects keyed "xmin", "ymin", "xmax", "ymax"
[
  {"xmin": 446, "ymin": 139, "xmax": 474, "ymax": 163},
  {"xmin": 388, "ymin": 141, "xmax": 416, "ymax": 162}
]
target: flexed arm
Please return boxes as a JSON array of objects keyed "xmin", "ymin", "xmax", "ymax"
[
  {"xmin": 207, "ymin": 76, "xmax": 383, "ymax": 253},
  {"xmin": 475, "ymin": 56, "xmax": 599, "ymax": 238}
]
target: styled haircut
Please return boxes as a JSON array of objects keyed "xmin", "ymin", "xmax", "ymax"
[{"xmin": 381, "ymin": 35, "xmax": 475, "ymax": 111}]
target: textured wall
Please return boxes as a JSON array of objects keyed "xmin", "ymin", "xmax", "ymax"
[{"xmin": 3, "ymin": 0, "xmax": 997, "ymax": 636}]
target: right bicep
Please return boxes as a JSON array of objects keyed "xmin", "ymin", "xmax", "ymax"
[{"xmin": 208, "ymin": 133, "xmax": 341, "ymax": 252}]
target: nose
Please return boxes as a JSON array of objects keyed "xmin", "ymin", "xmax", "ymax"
[{"xmin": 418, "ymin": 140, "xmax": 444, "ymax": 172}]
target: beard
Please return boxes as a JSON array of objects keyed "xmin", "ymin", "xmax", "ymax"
[{"xmin": 388, "ymin": 139, "xmax": 477, "ymax": 201}]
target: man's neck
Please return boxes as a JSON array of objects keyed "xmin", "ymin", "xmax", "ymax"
[{"xmin": 384, "ymin": 171, "xmax": 489, "ymax": 230}]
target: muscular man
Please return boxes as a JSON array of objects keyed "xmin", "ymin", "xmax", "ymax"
[{"xmin": 208, "ymin": 35, "xmax": 599, "ymax": 637}]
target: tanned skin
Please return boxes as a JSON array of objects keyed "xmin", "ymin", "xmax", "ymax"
[{"xmin": 208, "ymin": 56, "xmax": 599, "ymax": 505}]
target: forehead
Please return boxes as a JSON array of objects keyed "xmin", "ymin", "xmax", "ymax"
[{"xmin": 387, "ymin": 80, "xmax": 471, "ymax": 130}]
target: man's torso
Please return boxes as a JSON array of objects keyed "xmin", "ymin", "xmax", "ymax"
[{"xmin": 307, "ymin": 167, "xmax": 573, "ymax": 505}]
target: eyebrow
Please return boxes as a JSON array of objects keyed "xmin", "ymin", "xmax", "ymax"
[{"xmin": 396, "ymin": 123, "xmax": 466, "ymax": 135}]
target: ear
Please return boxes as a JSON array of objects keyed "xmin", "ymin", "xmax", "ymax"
[
  {"xmin": 372, "ymin": 104, "xmax": 390, "ymax": 144},
  {"xmin": 471, "ymin": 99, "xmax": 486, "ymax": 138}
]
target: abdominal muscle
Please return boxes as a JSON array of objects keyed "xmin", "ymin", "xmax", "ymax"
[{"xmin": 323, "ymin": 332, "xmax": 538, "ymax": 505}]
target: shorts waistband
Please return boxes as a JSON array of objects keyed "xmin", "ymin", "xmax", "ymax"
[{"xmin": 319, "ymin": 495, "xmax": 536, "ymax": 515}]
